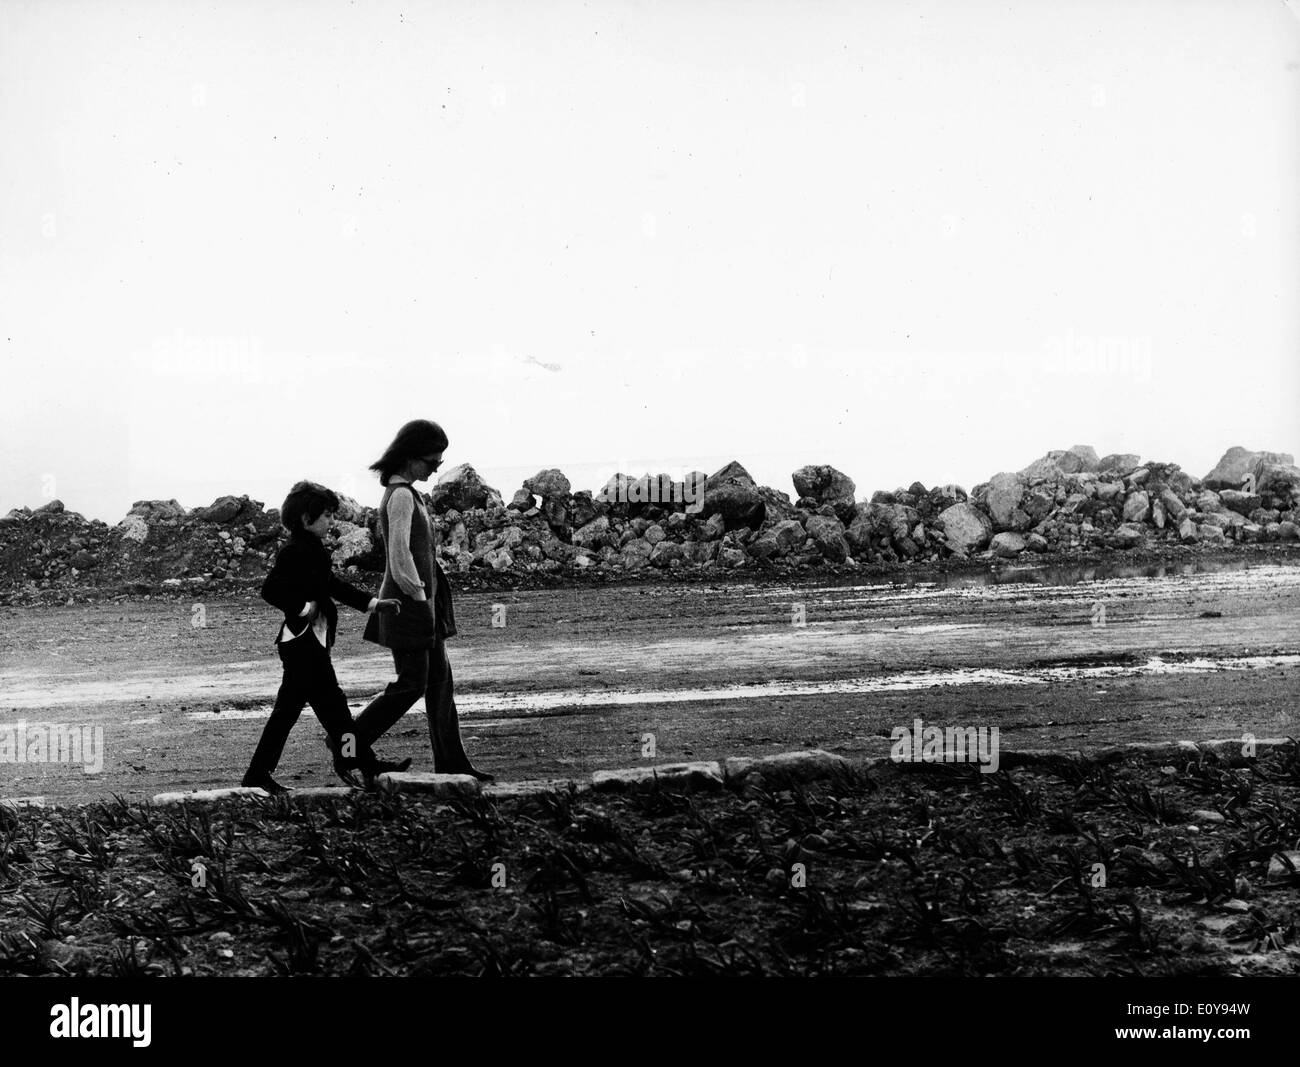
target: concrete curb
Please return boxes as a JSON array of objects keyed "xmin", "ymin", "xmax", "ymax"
[
  {"xmin": 591, "ymin": 761, "xmax": 725, "ymax": 794},
  {"xmin": 14, "ymin": 736, "xmax": 1295, "ymax": 812},
  {"xmin": 724, "ymin": 749, "xmax": 854, "ymax": 786},
  {"xmin": 483, "ymin": 778, "xmax": 583, "ymax": 801},
  {"xmin": 376, "ymin": 772, "xmax": 480, "ymax": 799}
]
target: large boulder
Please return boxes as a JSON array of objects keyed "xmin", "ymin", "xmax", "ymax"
[
  {"xmin": 523, "ymin": 468, "xmax": 571, "ymax": 501},
  {"xmin": 984, "ymin": 472, "xmax": 1027, "ymax": 530},
  {"xmin": 1196, "ymin": 489, "xmax": 1224, "ymax": 513},
  {"xmin": 1110, "ymin": 522, "xmax": 1146, "ymax": 548},
  {"xmin": 791, "ymin": 465, "xmax": 856, "ymax": 523},
  {"xmin": 116, "ymin": 515, "xmax": 149, "ymax": 543},
  {"xmin": 332, "ymin": 493, "xmax": 368, "ymax": 524},
  {"xmin": 1203, "ymin": 447, "xmax": 1294, "ymax": 491},
  {"xmin": 1218, "ymin": 489, "xmax": 1261, "ymax": 517},
  {"xmin": 990, "ymin": 531, "xmax": 1027, "ymax": 558},
  {"xmin": 1020, "ymin": 446, "xmax": 1099, "ymax": 482},
  {"xmin": 1063, "ymin": 445, "xmax": 1100, "ymax": 472},
  {"xmin": 756, "ymin": 484, "xmax": 800, "ymax": 524},
  {"xmin": 128, "ymin": 498, "xmax": 188, "ymax": 523},
  {"xmin": 1159, "ymin": 487, "xmax": 1187, "ymax": 521},
  {"xmin": 572, "ymin": 515, "xmax": 611, "ymax": 550},
  {"xmin": 749, "ymin": 519, "xmax": 806, "ymax": 560},
  {"xmin": 428, "ymin": 464, "xmax": 494, "ymax": 513},
  {"xmin": 1121, "ymin": 491, "xmax": 1151, "ymax": 523},
  {"xmin": 1253, "ymin": 461, "xmax": 1300, "ymax": 504},
  {"xmin": 700, "ymin": 461, "xmax": 766, "ymax": 530},
  {"xmin": 937, "ymin": 503, "xmax": 992, "ymax": 555},
  {"xmin": 1097, "ymin": 453, "xmax": 1141, "ymax": 473},
  {"xmin": 196, "ymin": 495, "xmax": 263, "ymax": 525},
  {"xmin": 569, "ymin": 490, "xmax": 598, "ymax": 528},
  {"xmin": 804, "ymin": 514, "xmax": 850, "ymax": 562},
  {"xmin": 648, "ymin": 540, "xmax": 685, "ymax": 568},
  {"xmin": 619, "ymin": 538, "xmax": 653, "ymax": 570},
  {"xmin": 331, "ymin": 525, "xmax": 374, "ymax": 568}
]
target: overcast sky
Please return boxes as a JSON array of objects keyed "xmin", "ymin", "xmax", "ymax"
[{"xmin": 1, "ymin": 0, "xmax": 1297, "ymax": 522}]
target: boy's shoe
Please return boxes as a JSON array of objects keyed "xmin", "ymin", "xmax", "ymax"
[
  {"xmin": 241, "ymin": 771, "xmax": 289, "ymax": 795},
  {"xmin": 324, "ymin": 736, "xmax": 363, "ymax": 788}
]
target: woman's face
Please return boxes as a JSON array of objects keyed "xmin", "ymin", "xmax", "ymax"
[{"xmin": 411, "ymin": 451, "xmax": 444, "ymax": 483}]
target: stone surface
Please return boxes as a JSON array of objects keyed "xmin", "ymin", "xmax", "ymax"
[
  {"xmin": 331, "ymin": 525, "xmax": 373, "ymax": 568},
  {"xmin": 1121, "ymin": 491, "xmax": 1151, "ymax": 523},
  {"xmin": 990, "ymin": 531, "xmax": 1027, "ymax": 557},
  {"xmin": 1219, "ymin": 489, "xmax": 1261, "ymax": 516},
  {"xmin": 936, "ymin": 502, "xmax": 992, "ymax": 555},
  {"xmin": 804, "ymin": 514, "xmax": 850, "ymax": 562},
  {"xmin": 428, "ymin": 464, "xmax": 495, "ymax": 513},
  {"xmin": 1111, "ymin": 523, "xmax": 1146, "ymax": 548},
  {"xmin": 1097, "ymin": 452, "xmax": 1141, "ymax": 472},
  {"xmin": 984, "ymin": 472, "xmax": 1026, "ymax": 529},
  {"xmin": 791, "ymin": 464, "xmax": 857, "ymax": 522},
  {"xmin": 1203, "ymin": 447, "xmax": 1294, "ymax": 490},
  {"xmin": 700, "ymin": 461, "xmax": 765, "ymax": 529},
  {"xmin": 523, "ymin": 468, "xmax": 571, "ymax": 501}
]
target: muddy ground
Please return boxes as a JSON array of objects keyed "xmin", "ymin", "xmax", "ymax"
[{"xmin": 2, "ymin": 552, "xmax": 1298, "ymax": 804}]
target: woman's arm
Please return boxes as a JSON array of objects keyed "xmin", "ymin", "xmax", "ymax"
[{"xmin": 386, "ymin": 489, "xmax": 427, "ymax": 601}]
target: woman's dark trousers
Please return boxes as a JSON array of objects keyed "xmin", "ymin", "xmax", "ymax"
[{"xmin": 352, "ymin": 639, "xmax": 475, "ymax": 774}]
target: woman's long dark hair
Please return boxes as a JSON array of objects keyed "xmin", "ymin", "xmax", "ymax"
[{"xmin": 370, "ymin": 420, "xmax": 450, "ymax": 485}]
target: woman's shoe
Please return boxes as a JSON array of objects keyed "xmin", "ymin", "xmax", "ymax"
[
  {"xmin": 241, "ymin": 770, "xmax": 289, "ymax": 795},
  {"xmin": 360, "ymin": 756, "xmax": 412, "ymax": 791},
  {"xmin": 443, "ymin": 766, "xmax": 495, "ymax": 783}
]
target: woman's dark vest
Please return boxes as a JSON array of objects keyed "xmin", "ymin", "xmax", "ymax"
[{"xmin": 362, "ymin": 483, "xmax": 457, "ymax": 649}]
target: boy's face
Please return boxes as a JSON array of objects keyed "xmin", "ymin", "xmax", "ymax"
[{"xmin": 303, "ymin": 509, "xmax": 333, "ymax": 538}]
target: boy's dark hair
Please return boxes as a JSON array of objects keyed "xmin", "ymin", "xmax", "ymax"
[
  {"xmin": 369, "ymin": 419, "xmax": 450, "ymax": 485},
  {"xmin": 280, "ymin": 480, "xmax": 340, "ymax": 532}
]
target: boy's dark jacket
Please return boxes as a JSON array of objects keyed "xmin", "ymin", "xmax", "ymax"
[{"xmin": 261, "ymin": 529, "xmax": 373, "ymax": 648}]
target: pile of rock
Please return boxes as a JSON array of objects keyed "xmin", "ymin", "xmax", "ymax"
[
  {"xmin": 0, "ymin": 493, "xmax": 285, "ymax": 597},
  {"xmin": 2, "ymin": 444, "xmax": 1297, "ymax": 600},
  {"xmin": 962, "ymin": 445, "xmax": 1300, "ymax": 559}
]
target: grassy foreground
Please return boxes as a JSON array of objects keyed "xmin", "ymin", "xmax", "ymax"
[{"xmin": 2, "ymin": 748, "xmax": 1299, "ymax": 977}]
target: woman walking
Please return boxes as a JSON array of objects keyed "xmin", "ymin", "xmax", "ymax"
[{"xmin": 354, "ymin": 419, "xmax": 494, "ymax": 782}]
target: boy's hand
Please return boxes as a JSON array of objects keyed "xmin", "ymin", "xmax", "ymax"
[{"xmin": 375, "ymin": 599, "xmax": 402, "ymax": 615}]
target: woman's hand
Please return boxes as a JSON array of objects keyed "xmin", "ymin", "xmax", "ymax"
[{"xmin": 375, "ymin": 599, "xmax": 402, "ymax": 615}]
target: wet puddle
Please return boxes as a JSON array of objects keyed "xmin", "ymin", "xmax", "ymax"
[{"xmin": 172, "ymin": 652, "xmax": 1300, "ymax": 725}]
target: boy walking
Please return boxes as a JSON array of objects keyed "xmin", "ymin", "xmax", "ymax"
[{"xmin": 243, "ymin": 480, "xmax": 407, "ymax": 793}]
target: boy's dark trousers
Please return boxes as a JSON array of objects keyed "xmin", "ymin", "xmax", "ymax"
[
  {"xmin": 247, "ymin": 635, "xmax": 358, "ymax": 777},
  {"xmin": 352, "ymin": 637, "xmax": 474, "ymax": 774}
]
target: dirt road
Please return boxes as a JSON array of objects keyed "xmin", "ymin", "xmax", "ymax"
[{"xmin": 2, "ymin": 556, "xmax": 1298, "ymax": 804}]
